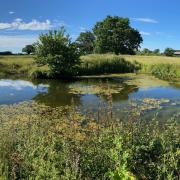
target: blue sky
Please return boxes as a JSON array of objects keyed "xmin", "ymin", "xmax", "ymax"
[{"xmin": 0, "ymin": 0, "xmax": 180, "ymax": 52}]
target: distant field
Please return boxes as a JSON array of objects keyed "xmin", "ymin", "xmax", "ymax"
[
  {"xmin": 1, "ymin": 54, "xmax": 180, "ymax": 67},
  {"xmin": 0, "ymin": 55, "xmax": 34, "ymax": 65},
  {"xmin": 0, "ymin": 55, "xmax": 36, "ymax": 78},
  {"xmin": 81, "ymin": 54, "xmax": 180, "ymax": 65}
]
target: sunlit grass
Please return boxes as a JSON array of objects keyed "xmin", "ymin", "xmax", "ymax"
[
  {"xmin": 82, "ymin": 54, "xmax": 180, "ymax": 65},
  {"xmin": 0, "ymin": 54, "xmax": 180, "ymax": 79}
]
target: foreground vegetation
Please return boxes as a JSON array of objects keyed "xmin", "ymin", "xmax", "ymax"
[{"xmin": 0, "ymin": 98, "xmax": 179, "ymax": 179}]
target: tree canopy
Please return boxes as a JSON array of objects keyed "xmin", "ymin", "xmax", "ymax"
[
  {"xmin": 164, "ymin": 48, "xmax": 174, "ymax": 57},
  {"xmin": 93, "ymin": 16, "xmax": 143, "ymax": 55},
  {"xmin": 75, "ymin": 31, "xmax": 95, "ymax": 55},
  {"xmin": 35, "ymin": 28, "xmax": 80, "ymax": 76},
  {"xmin": 22, "ymin": 45, "xmax": 35, "ymax": 55}
]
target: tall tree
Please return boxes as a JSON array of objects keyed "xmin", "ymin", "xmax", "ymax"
[
  {"xmin": 141, "ymin": 48, "xmax": 152, "ymax": 55},
  {"xmin": 93, "ymin": 16, "xmax": 143, "ymax": 55},
  {"xmin": 164, "ymin": 48, "xmax": 174, "ymax": 57},
  {"xmin": 153, "ymin": 49, "xmax": 160, "ymax": 55},
  {"xmin": 76, "ymin": 31, "xmax": 95, "ymax": 55},
  {"xmin": 22, "ymin": 45, "xmax": 35, "ymax": 55}
]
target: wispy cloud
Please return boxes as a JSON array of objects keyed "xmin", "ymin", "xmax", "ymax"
[
  {"xmin": 0, "ymin": 19, "xmax": 53, "ymax": 30},
  {"xmin": 132, "ymin": 18, "xmax": 158, "ymax": 24},
  {"xmin": 0, "ymin": 35, "xmax": 38, "ymax": 51},
  {"xmin": 0, "ymin": 79, "xmax": 49, "ymax": 91},
  {"xmin": 9, "ymin": 11, "xmax": 15, "ymax": 15},
  {"xmin": 79, "ymin": 27, "xmax": 86, "ymax": 32},
  {"xmin": 140, "ymin": 31, "xmax": 151, "ymax": 36}
]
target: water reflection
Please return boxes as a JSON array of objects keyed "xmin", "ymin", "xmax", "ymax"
[
  {"xmin": 33, "ymin": 80, "xmax": 81, "ymax": 107},
  {"xmin": 0, "ymin": 75, "xmax": 179, "ymax": 110},
  {"xmin": 0, "ymin": 79, "xmax": 48, "ymax": 105}
]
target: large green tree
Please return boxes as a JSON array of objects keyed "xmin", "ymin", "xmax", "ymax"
[
  {"xmin": 22, "ymin": 44, "xmax": 35, "ymax": 55},
  {"xmin": 75, "ymin": 31, "xmax": 95, "ymax": 55},
  {"xmin": 35, "ymin": 27, "xmax": 80, "ymax": 76},
  {"xmin": 93, "ymin": 16, "xmax": 143, "ymax": 55},
  {"xmin": 164, "ymin": 48, "xmax": 174, "ymax": 57}
]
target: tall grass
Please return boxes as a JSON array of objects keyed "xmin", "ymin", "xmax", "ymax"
[
  {"xmin": 78, "ymin": 56, "xmax": 141, "ymax": 75},
  {"xmin": 82, "ymin": 54, "xmax": 180, "ymax": 80},
  {"xmin": 150, "ymin": 64, "xmax": 180, "ymax": 80},
  {"xmin": 0, "ymin": 55, "xmax": 35, "ymax": 78},
  {"xmin": 0, "ymin": 99, "xmax": 179, "ymax": 179},
  {"xmin": 0, "ymin": 54, "xmax": 180, "ymax": 80}
]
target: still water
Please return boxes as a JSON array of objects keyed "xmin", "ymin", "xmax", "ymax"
[{"xmin": 0, "ymin": 74, "xmax": 180, "ymax": 120}]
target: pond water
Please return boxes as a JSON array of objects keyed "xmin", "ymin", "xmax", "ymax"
[{"xmin": 0, "ymin": 74, "xmax": 180, "ymax": 120}]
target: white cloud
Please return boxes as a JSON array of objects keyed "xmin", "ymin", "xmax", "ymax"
[
  {"xmin": 132, "ymin": 18, "xmax": 158, "ymax": 23},
  {"xmin": 9, "ymin": 11, "xmax": 15, "ymax": 15},
  {"xmin": 0, "ymin": 35, "xmax": 38, "ymax": 52},
  {"xmin": 79, "ymin": 27, "xmax": 86, "ymax": 32},
  {"xmin": 0, "ymin": 19, "xmax": 52, "ymax": 30},
  {"xmin": 140, "ymin": 31, "xmax": 151, "ymax": 36},
  {"xmin": 0, "ymin": 79, "xmax": 49, "ymax": 91}
]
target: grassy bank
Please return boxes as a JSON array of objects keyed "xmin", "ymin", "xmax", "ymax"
[
  {"xmin": 0, "ymin": 55, "xmax": 49, "ymax": 79},
  {"xmin": 0, "ymin": 99, "xmax": 179, "ymax": 179},
  {"xmin": 0, "ymin": 54, "xmax": 180, "ymax": 80},
  {"xmin": 0, "ymin": 55, "xmax": 140, "ymax": 78},
  {"xmin": 82, "ymin": 54, "xmax": 180, "ymax": 80}
]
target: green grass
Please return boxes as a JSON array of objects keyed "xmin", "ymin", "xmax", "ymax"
[
  {"xmin": 0, "ymin": 54, "xmax": 180, "ymax": 80},
  {"xmin": 82, "ymin": 54, "xmax": 180, "ymax": 80},
  {"xmin": 78, "ymin": 56, "xmax": 140, "ymax": 75},
  {"xmin": 0, "ymin": 55, "xmax": 35, "ymax": 78}
]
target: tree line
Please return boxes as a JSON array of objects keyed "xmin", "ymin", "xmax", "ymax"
[
  {"xmin": 21, "ymin": 16, "xmax": 176, "ymax": 58},
  {"xmin": 2, "ymin": 15, "xmax": 174, "ymax": 77}
]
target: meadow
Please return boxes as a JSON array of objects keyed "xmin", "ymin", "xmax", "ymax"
[{"xmin": 0, "ymin": 54, "xmax": 180, "ymax": 80}]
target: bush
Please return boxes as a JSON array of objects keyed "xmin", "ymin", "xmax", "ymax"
[
  {"xmin": 35, "ymin": 27, "xmax": 80, "ymax": 77},
  {"xmin": 151, "ymin": 64, "xmax": 178, "ymax": 80},
  {"xmin": 0, "ymin": 51, "xmax": 13, "ymax": 55}
]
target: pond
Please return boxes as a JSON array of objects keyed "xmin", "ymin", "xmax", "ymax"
[{"xmin": 0, "ymin": 74, "xmax": 180, "ymax": 120}]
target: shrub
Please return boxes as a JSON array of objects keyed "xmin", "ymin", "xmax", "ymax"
[
  {"xmin": 35, "ymin": 27, "xmax": 80, "ymax": 77},
  {"xmin": 151, "ymin": 64, "xmax": 178, "ymax": 80},
  {"xmin": 0, "ymin": 51, "xmax": 13, "ymax": 55}
]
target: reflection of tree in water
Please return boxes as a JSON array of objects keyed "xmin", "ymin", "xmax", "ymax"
[
  {"xmin": 84, "ymin": 78, "xmax": 139, "ymax": 102},
  {"xmin": 32, "ymin": 77, "xmax": 139, "ymax": 107},
  {"xmin": 69, "ymin": 78, "xmax": 139, "ymax": 103},
  {"xmin": 111, "ymin": 84, "xmax": 138, "ymax": 102},
  {"xmin": 32, "ymin": 79, "xmax": 81, "ymax": 107}
]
